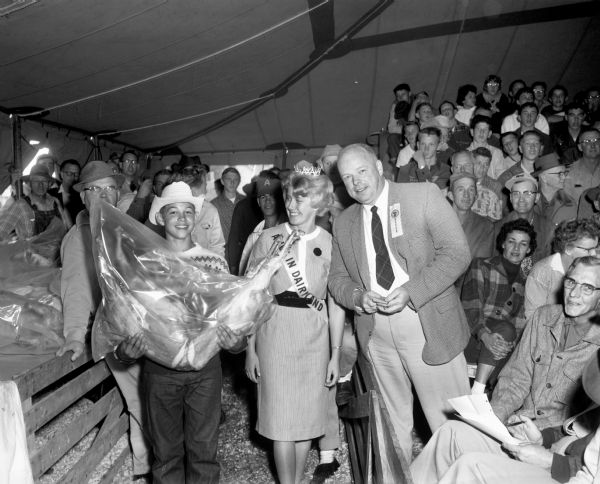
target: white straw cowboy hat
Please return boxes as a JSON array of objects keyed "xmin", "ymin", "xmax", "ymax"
[{"xmin": 148, "ymin": 181, "xmax": 204, "ymax": 224}]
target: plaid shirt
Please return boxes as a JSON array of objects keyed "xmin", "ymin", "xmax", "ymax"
[
  {"xmin": 0, "ymin": 199, "xmax": 35, "ymax": 241},
  {"xmin": 461, "ymin": 255, "xmax": 527, "ymax": 338}
]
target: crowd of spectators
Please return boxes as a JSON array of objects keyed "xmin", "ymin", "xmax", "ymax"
[{"xmin": 1, "ymin": 74, "xmax": 600, "ymax": 483}]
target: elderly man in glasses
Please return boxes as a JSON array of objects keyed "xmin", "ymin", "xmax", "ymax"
[
  {"xmin": 498, "ymin": 173, "xmax": 551, "ymax": 262},
  {"xmin": 572, "ymin": 129, "xmax": 600, "ymax": 218},
  {"xmin": 411, "ymin": 255, "xmax": 600, "ymax": 484},
  {"xmin": 56, "ymin": 161, "xmax": 152, "ymax": 478}
]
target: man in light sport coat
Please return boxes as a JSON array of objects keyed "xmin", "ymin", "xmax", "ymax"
[{"xmin": 328, "ymin": 143, "xmax": 471, "ymax": 461}]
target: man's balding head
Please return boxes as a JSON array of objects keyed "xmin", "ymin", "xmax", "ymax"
[{"xmin": 337, "ymin": 144, "xmax": 385, "ymax": 205}]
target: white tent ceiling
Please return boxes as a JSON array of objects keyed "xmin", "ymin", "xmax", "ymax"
[{"xmin": 1, "ymin": 0, "xmax": 599, "ymax": 156}]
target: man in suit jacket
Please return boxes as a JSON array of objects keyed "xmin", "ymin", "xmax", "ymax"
[{"xmin": 328, "ymin": 143, "xmax": 472, "ymax": 461}]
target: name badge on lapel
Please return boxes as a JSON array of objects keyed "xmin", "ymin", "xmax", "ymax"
[{"xmin": 389, "ymin": 203, "xmax": 403, "ymax": 238}]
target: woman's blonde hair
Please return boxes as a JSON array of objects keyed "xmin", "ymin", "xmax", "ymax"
[{"xmin": 285, "ymin": 172, "xmax": 334, "ymax": 216}]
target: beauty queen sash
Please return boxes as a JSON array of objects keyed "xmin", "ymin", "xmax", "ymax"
[{"xmin": 282, "ymin": 251, "xmax": 326, "ymax": 317}]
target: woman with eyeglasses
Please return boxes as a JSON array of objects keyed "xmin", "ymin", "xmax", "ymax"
[
  {"xmin": 475, "ymin": 74, "xmax": 512, "ymax": 133},
  {"xmin": 524, "ymin": 219, "xmax": 600, "ymax": 321},
  {"xmin": 461, "ymin": 219, "xmax": 536, "ymax": 394}
]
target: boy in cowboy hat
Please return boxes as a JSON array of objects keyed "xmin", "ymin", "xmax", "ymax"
[{"xmin": 117, "ymin": 181, "xmax": 244, "ymax": 483}]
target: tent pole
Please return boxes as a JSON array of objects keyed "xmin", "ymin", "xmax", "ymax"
[{"xmin": 11, "ymin": 116, "xmax": 23, "ymax": 199}]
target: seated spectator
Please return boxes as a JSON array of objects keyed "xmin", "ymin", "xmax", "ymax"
[
  {"xmin": 532, "ymin": 80, "xmax": 550, "ymax": 113},
  {"xmin": 507, "ymin": 79, "xmax": 527, "ymax": 109},
  {"xmin": 450, "ymin": 150, "xmax": 475, "ymax": 175},
  {"xmin": 414, "ymin": 101, "xmax": 435, "ymax": 128},
  {"xmin": 412, "ymin": 344, "xmax": 600, "ymax": 484},
  {"xmin": 0, "ymin": 164, "xmax": 70, "ymax": 241},
  {"xmin": 397, "ymin": 127, "xmax": 450, "ymax": 190},
  {"xmin": 467, "ymin": 115, "xmax": 505, "ymax": 180},
  {"xmin": 542, "ymin": 84, "xmax": 568, "ymax": 123},
  {"xmin": 49, "ymin": 159, "xmax": 84, "ymax": 223},
  {"xmin": 211, "ymin": 167, "xmax": 245, "ymax": 243},
  {"xmin": 126, "ymin": 169, "xmax": 172, "ymax": 223},
  {"xmin": 387, "ymin": 83, "xmax": 411, "ymax": 161},
  {"xmin": 462, "ymin": 219, "xmax": 535, "ymax": 394},
  {"xmin": 407, "ymin": 90, "xmax": 430, "ymax": 122},
  {"xmin": 551, "ymin": 102, "xmax": 586, "ymax": 164},
  {"xmin": 455, "ymin": 83, "xmax": 477, "ymax": 127},
  {"xmin": 471, "ymin": 147, "xmax": 503, "ymax": 221},
  {"xmin": 423, "ymin": 115, "xmax": 454, "ymax": 165},
  {"xmin": 524, "ymin": 219, "xmax": 600, "ymax": 320},
  {"xmin": 497, "ymin": 131, "xmax": 543, "ymax": 187},
  {"xmin": 475, "ymin": 74, "xmax": 512, "ymax": 133},
  {"xmin": 566, "ymin": 128, "xmax": 600, "ymax": 208},
  {"xmin": 533, "ymin": 152, "xmax": 577, "ymax": 228},
  {"xmin": 448, "ymin": 171, "xmax": 495, "ymax": 259},
  {"xmin": 497, "ymin": 131, "xmax": 521, "ymax": 176},
  {"xmin": 500, "ymin": 173, "xmax": 551, "ymax": 262},
  {"xmin": 501, "ymin": 87, "xmax": 550, "ymax": 135},
  {"xmin": 514, "ymin": 102, "xmax": 554, "ymax": 154},
  {"xmin": 586, "ymin": 87, "xmax": 600, "ymax": 125},
  {"xmin": 317, "ymin": 144, "xmax": 343, "ymax": 177},
  {"xmin": 395, "ymin": 121, "xmax": 419, "ymax": 172}
]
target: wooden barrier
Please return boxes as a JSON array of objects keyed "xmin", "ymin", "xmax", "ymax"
[
  {"xmin": 0, "ymin": 347, "xmax": 130, "ymax": 483},
  {"xmin": 339, "ymin": 352, "xmax": 413, "ymax": 484}
]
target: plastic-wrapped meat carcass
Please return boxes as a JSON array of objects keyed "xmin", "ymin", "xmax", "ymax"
[{"xmin": 90, "ymin": 201, "xmax": 298, "ymax": 370}]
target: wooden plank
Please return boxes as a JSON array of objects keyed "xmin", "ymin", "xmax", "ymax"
[
  {"xmin": 58, "ymin": 413, "xmax": 128, "ymax": 484},
  {"xmin": 29, "ymin": 388, "xmax": 121, "ymax": 478},
  {"xmin": 98, "ymin": 444, "xmax": 130, "ymax": 484},
  {"xmin": 11, "ymin": 348, "xmax": 93, "ymax": 401},
  {"xmin": 24, "ymin": 360, "xmax": 110, "ymax": 434}
]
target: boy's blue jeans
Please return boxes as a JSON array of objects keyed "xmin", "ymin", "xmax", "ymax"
[{"xmin": 143, "ymin": 354, "xmax": 222, "ymax": 484}]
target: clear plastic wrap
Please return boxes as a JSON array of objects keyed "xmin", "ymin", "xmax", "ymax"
[
  {"xmin": 0, "ymin": 222, "xmax": 64, "ymax": 353},
  {"xmin": 90, "ymin": 201, "xmax": 298, "ymax": 370},
  {"xmin": 0, "ymin": 290, "xmax": 64, "ymax": 350}
]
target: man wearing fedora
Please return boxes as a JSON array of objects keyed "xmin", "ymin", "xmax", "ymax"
[
  {"xmin": 533, "ymin": 152, "xmax": 577, "ymax": 227},
  {"xmin": 0, "ymin": 164, "xmax": 69, "ymax": 241},
  {"xmin": 56, "ymin": 160, "xmax": 152, "ymax": 478}
]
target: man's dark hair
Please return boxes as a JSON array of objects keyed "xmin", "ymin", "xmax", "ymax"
[
  {"xmin": 438, "ymin": 100, "xmax": 456, "ymax": 113},
  {"xmin": 577, "ymin": 128, "xmax": 600, "ymax": 145},
  {"xmin": 518, "ymin": 102, "xmax": 539, "ymax": 115},
  {"xmin": 473, "ymin": 146, "xmax": 492, "ymax": 160},
  {"xmin": 496, "ymin": 219, "xmax": 537, "ymax": 255},
  {"xmin": 470, "ymin": 114, "xmax": 492, "ymax": 130},
  {"xmin": 60, "ymin": 159, "xmax": 79, "ymax": 171},
  {"xmin": 509, "ymin": 79, "xmax": 526, "ymax": 94},
  {"xmin": 564, "ymin": 102, "xmax": 586, "ymax": 116},
  {"xmin": 393, "ymin": 83, "xmax": 410, "ymax": 94},
  {"xmin": 553, "ymin": 219, "xmax": 600, "ymax": 253},
  {"xmin": 456, "ymin": 84, "xmax": 477, "ymax": 106},
  {"xmin": 532, "ymin": 81, "xmax": 547, "ymax": 91},
  {"xmin": 119, "ymin": 150, "xmax": 137, "ymax": 163},
  {"xmin": 549, "ymin": 85, "xmax": 568, "ymax": 98},
  {"xmin": 152, "ymin": 169, "xmax": 173, "ymax": 184},
  {"xmin": 500, "ymin": 130, "xmax": 519, "ymax": 142},
  {"xmin": 419, "ymin": 127, "xmax": 441, "ymax": 139},
  {"xmin": 515, "ymin": 87, "xmax": 535, "ymax": 103}
]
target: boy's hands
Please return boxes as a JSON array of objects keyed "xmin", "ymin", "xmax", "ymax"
[{"xmin": 115, "ymin": 333, "xmax": 148, "ymax": 362}]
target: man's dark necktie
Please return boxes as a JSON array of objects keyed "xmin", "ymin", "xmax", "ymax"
[{"xmin": 371, "ymin": 206, "xmax": 395, "ymax": 289}]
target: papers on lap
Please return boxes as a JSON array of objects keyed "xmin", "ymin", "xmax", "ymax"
[{"xmin": 448, "ymin": 394, "xmax": 522, "ymax": 445}]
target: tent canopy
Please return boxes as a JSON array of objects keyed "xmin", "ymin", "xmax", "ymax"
[{"xmin": 1, "ymin": 0, "xmax": 599, "ymax": 157}]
